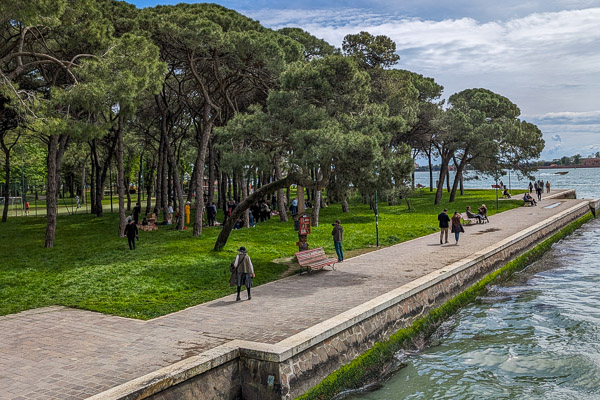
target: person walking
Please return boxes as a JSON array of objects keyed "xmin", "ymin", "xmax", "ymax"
[
  {"xmin": 438, "ymin": 208, "xmax": 450, "ymax": 244},
  {"xmin": 546, "ymin": 180, "xmax": 551, "ymax": 193},
  {"xmin": 184, "ymin": 201, "xmax": 191, "ymax": 225},
  {"xmin": 25, "ymin": 201, "xmax": 30, "ymax": 216},
  {"xmin": 331, "ymin": 219, "xmax": 344, "ymax": 262},
  {"xmin": 529, "ymin": 182, "xmax": 533, "ymax": 193},
  {"xmin": 291, "ymin": 198, "xmax": 298, "ymax": 216},
  {"xmin": 451, "ymin": 211, "xmax": 464, "ymax": 245},
  {"xmin": 167, "ymin": 203, "xmax": 174, "ymax": 224},
  {"xmin": 124, "ymin": 218, "xmax": 139, "ymax": 250},
  {"xmin": 230, "ymin": 246, "xmax": 255, "ymax": 301},
  {"xmin": 536, "ymin": 184, "xmax": 543, "ymax": 201},
  {"xmin": 207, "ymin": 202, "xmax": 217, "ymax": 226}
]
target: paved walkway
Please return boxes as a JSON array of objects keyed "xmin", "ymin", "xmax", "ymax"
[{"xmin": 0, "ymin": 191, "xmax": 587, "ymax": 400}]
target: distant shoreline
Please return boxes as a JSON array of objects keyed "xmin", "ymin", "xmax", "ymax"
[{"xmin": 537, "ymin": 165, "xmax": 600, "ymax": 169}]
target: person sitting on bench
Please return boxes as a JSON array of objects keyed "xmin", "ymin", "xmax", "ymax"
[
  {"xmin": 503, "ymin": 188, "xmax": 511, "ymax": 198},
  {"xmin": 523, "ymin": 193, "xmax": 537, "ymax": 206},
  {"xmin": 466, "ymin": 206, "xmax": 482, "ymax": 223}
]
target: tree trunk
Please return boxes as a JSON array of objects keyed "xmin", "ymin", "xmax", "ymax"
[
  {"xmin": 214, "ymin": 174, "xmax": 295, "ymax": 251},
  {"xmin": 90, "ymin": 155, "xmax": 96, "ymax": 213},
  {"xmin": 232, "ymin": 173, "xmax": 238, "ymax": 202},
  {"xmin": 207, "ymin": 141, "xmax": 216, "ymax": 205},
  {"xmin": 297, "ymin": 185, "xmax": 305, "ymax": 215},
  {"xmin": 434, "ymin": 148, "xmax": 451, "ymax": 205},
  {"xmin": 274, "ymin": 154, "xmax": 288, "ymax": 222},
  {"xmin": 80, "ymin": 155, "xmax": 87, "ymax": 206},
  {"xmin": 241, "ymin": 171, "xmax": 249, "ymax": 228},
  {"xmin": 145, "ymin": 165, "xmax": 154, "ymax": 215},
  {"xmin": 44, "ymin": 134, "xmax": 69, "ymax": 248},
  {"xmin": 187, "ymin": 159, "xmax": 197, "ymax": 203},
  {"xmin": 449, "ymin": 150, "xmax": 469, "ymax": 203},
  {"xmin": 193, "ymin": 107, "xmax": 213, "ymax": 237},
  {"xmin": 154, "ymin": 136, "xmax": 163, "ymax": 216},
  {"xmin": 2, "ymin": 149, "xmax": 10, "ymax": 222},
  {"xmin": 428, "ymin": 150, "xmax": 433, "ymax": 192},
  {"xmin": 160, "ymin": 142, "xmax": 168, "ymax": 221},
  {"xmin": 217, "ymin": 170, "xmax": 224, "ymax": 209},
  {"xmin": 126, "ymin": 178, "xmax": 132, "ymax": 212},
  {"xmin": 165, "ymin": 133, "xmax": 185, "ymax": 231},
  {"xmin": 446, "ymin": 169, "xmax": 451, "ymax": 192},
  {"xmin": 116, "ymin": 122, "xmax": 126, "ymax": 238},
  {"xmin": 312, "ymin": 189, "xmax": 321, "ymax": 227}
]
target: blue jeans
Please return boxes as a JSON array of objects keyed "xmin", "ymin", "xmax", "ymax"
[
  {"xmin": 334, "ymin": 241, "xmax": 343, "ymax": 261},
  {"xmin": 454, "ymin": 231, "xmax": 460, "ymax": 242}
]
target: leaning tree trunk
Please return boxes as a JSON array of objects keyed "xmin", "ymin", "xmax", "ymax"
[
  {"xmin": 116, "ymin": 122, "xmax": 127, "ymax": 238},
  {"xmin": 214, "ymin": 174, "xmax": 296, "ymax": 251},
  {"xmin": 44, "ymin": 134, "xmax": 69, "ymax": 248},
  {"xmin": 449, "ymin": 156, "xmax": 468, "ymax": 203}
]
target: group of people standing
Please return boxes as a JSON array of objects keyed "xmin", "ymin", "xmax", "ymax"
[{"xmin": 529, "ymin": 180, "xmax": 550, "ymax": 201}]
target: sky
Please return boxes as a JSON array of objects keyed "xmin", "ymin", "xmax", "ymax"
[{"xmin": 131, "ymin": 0, "xmax": 600, "ymax": 161}]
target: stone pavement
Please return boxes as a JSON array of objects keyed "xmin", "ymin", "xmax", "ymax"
[{"xmin": 0, "ymin": 191, "xmax": 587, "ymax": 400}]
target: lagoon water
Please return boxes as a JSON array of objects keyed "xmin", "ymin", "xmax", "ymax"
[{"xmin": 349, "ymin": 168, "xmax": 600, "ymax": 399}]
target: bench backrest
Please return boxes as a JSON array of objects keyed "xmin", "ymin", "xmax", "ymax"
[{"xmin": 295, "ymin": 247, "xmax": 327, "ymax": 265}]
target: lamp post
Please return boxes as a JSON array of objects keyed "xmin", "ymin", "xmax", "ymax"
[{"xmin": 375, "ymin": 190, "xmax": 379, "ymax": 247}]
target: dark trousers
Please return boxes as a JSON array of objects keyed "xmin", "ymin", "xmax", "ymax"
[
  {"xmin": 334, "ymin": 241, "xmax": 343, "ymax": 261},
  {"xmin": 128, "ymin": 236, "xmax": 135, "ymax": 250}
]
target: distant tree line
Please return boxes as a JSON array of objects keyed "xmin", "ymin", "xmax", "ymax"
[{"xmin": 0, "ymin": 0, "xmax": 545, "ymax": 249}]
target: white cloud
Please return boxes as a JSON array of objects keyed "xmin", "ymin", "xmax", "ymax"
[
  {"xmin": 247, "ymin": 6, "xmax": 600, "ymax": 159},
  {"xmin": 528, "ymin": 110, "xmax": 600, "ymax": 124}
]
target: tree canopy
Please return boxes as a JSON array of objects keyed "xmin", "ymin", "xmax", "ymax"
[{"xmin": 0, "ymin": 0, "xmax": 545, "ymax": 250}]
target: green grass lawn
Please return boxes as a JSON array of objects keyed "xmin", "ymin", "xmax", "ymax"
[{"xmin": 0, "ymin": 189, "xmax": 524, "ymax": 319}]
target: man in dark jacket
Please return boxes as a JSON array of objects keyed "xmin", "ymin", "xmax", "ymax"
[
  {"xmin": 124, "ymin": 219, "xmax": 138, "ymax": 250},
  {"xmin": 332, "ymin": 220, "xmax": 344, "ymax": 262},
  {"xmin": 438, "ymin": 208, "xmax": 450, "ymax": 245},
  {"xmin": 133, "ymin": 202, "xmax": 141, "ymax": 224}
]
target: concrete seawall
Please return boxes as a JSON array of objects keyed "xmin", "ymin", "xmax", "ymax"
[{"xmin": 86, "ymin": 192, "xmax": 598, "ymax": 400}]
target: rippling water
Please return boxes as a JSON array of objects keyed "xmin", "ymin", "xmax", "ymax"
[{"xmin": 349, "ymin": 169, "xmax": 600, "ymax": 400}]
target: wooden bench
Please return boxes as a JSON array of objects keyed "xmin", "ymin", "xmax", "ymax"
[{"xmin": 295, "ymin": 247, "xmax": 337, "ymax": 274}]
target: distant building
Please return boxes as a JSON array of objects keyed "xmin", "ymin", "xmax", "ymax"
[{"xmin": 582, "ymin": 157, "xmax": 600, "ymax": 167}]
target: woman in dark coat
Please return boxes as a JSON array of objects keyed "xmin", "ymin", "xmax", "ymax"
[
  {"xmin": 451, "ymin": 211, "xmax": 464, "ymax": 245},
  {"xmin": 230, "ymin": 246, "xmax": 255, "ymax": 301}
]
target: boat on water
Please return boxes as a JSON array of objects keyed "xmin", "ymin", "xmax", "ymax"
[{"xmin": 555, "ymin": 171, "xmax": 569, "ymax": 175}]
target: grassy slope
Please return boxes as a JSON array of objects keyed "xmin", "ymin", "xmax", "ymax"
[{"xmin": 0, "ymin": 189, "xmax": 523, "ymax": 319}]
